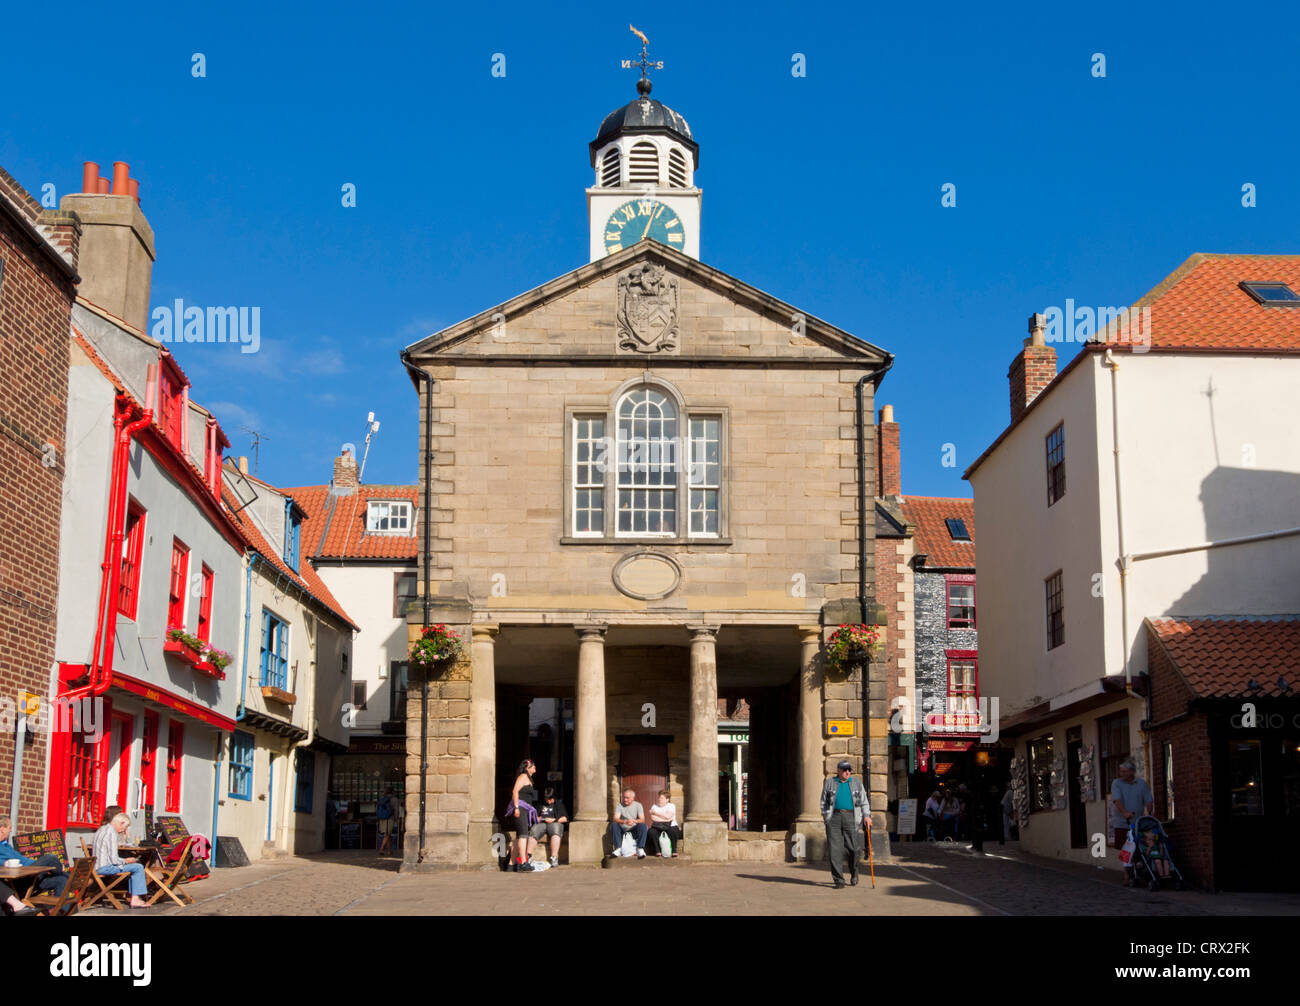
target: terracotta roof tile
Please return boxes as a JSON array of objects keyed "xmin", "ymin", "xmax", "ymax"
[
  {"xmin": 1106, "ymin": 254, "xmax": 1300, "ymax": 352},
  {"xmin": 221, "ymin": 486, "xmax": 358, "ymax": 630},
  {"xmin": 1147, "ymin": 616, "xmax": 1300, "ymax": 698},
  {"xmin": 281, "ymin": 484, "xmax": 420, "ymax": 561},
  {"xmin": 901, "ymin": 496, "xmax": 975, "ymax": 570}
]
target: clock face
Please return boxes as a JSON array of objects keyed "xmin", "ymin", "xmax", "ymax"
[{"xmin": 604, "ymin": 200, "xmax": 685, "ymax": 254}]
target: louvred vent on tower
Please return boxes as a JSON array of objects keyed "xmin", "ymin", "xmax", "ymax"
[
  {"xmin": 601, "ymin": 148, "xmax": 621, "ymax": 187},
  {"xmin": 629, "ymin": 141, "xmax": 659, "ymax": 184},
  {"xmin": 668, "ymin": 148, "xmax": 688, "ymax": 187}
]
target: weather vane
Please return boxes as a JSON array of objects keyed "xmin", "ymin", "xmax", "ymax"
[{"xmin": 622, "ymin": 24, "xmax": 663, "ymax": 94}]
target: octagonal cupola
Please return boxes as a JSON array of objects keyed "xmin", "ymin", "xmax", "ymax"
[{"xmin": 587, "ymin": 67, "xmax": 702, "ymax": 262}]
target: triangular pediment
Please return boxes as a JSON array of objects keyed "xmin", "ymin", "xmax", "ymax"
[{"xmin": 404, "ymin": 241, "xmax": 889, "ymax": 364}]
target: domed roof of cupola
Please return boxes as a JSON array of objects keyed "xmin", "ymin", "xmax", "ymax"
[{"xmin": 589, "ymin": 79, "xmax": 699, "ymax": 168}]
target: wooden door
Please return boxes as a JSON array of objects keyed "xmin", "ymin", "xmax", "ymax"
[{"xmin": 619, "ymin": 741, "xmax": 668, "ymax": 821}]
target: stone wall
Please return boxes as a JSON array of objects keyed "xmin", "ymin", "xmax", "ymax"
[{"xmin": 914, "ymin": 570, "xmax": 977, "ymax": 719}]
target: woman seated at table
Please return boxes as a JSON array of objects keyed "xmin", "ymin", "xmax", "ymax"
[
  {"xmin": 93, "ymin": 813, "xmax": 149, "ymax": 908},
  {"xmin": 0, "ymin": 815, "xmax": 66, "ymax": 894}
]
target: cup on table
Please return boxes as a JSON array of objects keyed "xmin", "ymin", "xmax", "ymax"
[{"xmin": 4, "ymin": 859, "xmax": 20, "ymax": 867}]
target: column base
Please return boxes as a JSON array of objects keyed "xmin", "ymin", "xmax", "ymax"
[
  {"xmin": 568, "ymin": 819, "xmax": 607, "ymax": 865},
  {"xmin": 683, "ymin": 819, "xmax": 728, "ymax": 862},
  {"xmin": 793, "ymin": 814, "xmax": 826, "ymax": 862},
  {"xmin": 402, "ymin": 831, "xmax": 467, "ymax": 868},
  {"xmin": 467, "ymin": 819, "xmax": 499, "ymax": 865}
]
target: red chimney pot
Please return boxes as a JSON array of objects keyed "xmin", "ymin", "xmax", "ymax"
[
  {"xmin": 82, "ymin": 161, "xmax": 101, "ymax": 194},
  {"xmin": 112, "ymin": 161, "xmax": 130, "ymax": 195}
]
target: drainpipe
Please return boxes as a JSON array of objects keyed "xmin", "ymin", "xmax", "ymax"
[
  {"xmin": 1101, "ymin": 351, "xmax": 1133, "ymax": 689},
  {"xmin": 237, "ymin": 554, "xmax": 257, "ymax": 721},
  {"xmin": 400, "ymin": 349, "xmax": 433, "ymax": 864},
  {"xmin": 854, "ymin": 355, "xmax": 896, "ymax": 623},
  {"xmin": 66, "ymin": 395, "xmax": 153, "ymax": 702},
  {"xmin": 210, "ymin": 734, "xmax": 223, "ymax": 865}
]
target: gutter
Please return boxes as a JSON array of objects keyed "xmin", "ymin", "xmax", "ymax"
[
  {"xmin": 400, "ymin": 350, "xmax": 434, "ymax": 865},
  {"xmin": 854, "ymin": 354, "xmax": 896, "ymax": 622}
]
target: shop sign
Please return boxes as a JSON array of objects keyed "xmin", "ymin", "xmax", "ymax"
[
  {"xmin": 927, "ymin": 739, "xmax": 975, "ymax": 753},
  {"xmin": 826, "ymin": 719, "xmax": 855, "ymax": 737},
  {"xmin": 924, "ymin": 710, "xmax": 983, "ymax": 732},
  {"xmin": 719, "ymin": 732, "xmax": 749, "ymax": 744}
]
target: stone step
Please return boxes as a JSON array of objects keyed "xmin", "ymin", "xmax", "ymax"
[
  {"xmin": 261, "ymin": 842, "xmax": 289, "ymax": 860},
  {"xmin": 601, "ymin": 853, "xmax": 691, "ymax": 868}
]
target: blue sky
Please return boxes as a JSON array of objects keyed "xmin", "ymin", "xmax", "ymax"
[{"xmin": 3, "ymin": 1, "xmax": 1296, "ymax": 495}]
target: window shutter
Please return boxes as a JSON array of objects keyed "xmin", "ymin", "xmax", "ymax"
[{"xmin": 628, "ymin": 142, "xmax": 659, "ymax": 184}]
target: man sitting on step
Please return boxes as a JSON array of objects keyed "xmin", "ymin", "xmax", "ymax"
[{"xmin": 609, "ymin": 788, "xmax": 648, "ymax": 858}]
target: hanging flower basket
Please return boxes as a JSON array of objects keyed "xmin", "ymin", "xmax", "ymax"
[
  {"xmin": 409, "ymin": 624, "xmax": 464, "ymax": 672},
  {"xmin": 824, "ymin": 624, "xmax": 882, "ymax": 675}
]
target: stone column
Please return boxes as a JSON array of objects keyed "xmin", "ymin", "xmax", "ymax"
[
  {"xmin": 685, "ymin": 624, "xmax": 727, "ymax": 861},
  {"xmin": 794, "ymin": 625, "xmax": 825, "ymax": 860},
  {"xmin": 569, "ymin": 624, "xmax": 608, "ymax": 864},
  {"xmin": 466, "ymin": 624, "xmax": 498, "ymax": 864}
]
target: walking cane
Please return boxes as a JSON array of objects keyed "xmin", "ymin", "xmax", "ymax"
[{"xmin": 866, "ymin": 820, "xmax": 875, "ymax": 888}]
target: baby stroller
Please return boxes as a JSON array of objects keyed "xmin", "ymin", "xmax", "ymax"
[{"xmin": 1125, "ymin": 816, "xmax": 1184, "ymax": 891}]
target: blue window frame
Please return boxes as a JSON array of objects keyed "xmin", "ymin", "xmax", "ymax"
[
  {"xmin": 229, "ymin": 731, "xmax": 254, "ymax": 800},
  {"xmin": 283, "ymin": 498, "xmax": 301, "ymax": 573},
  {"xmin": 260, "ymin": 609, "xmax": 288, "ymax": 689},
  {"xmin": 295, "ymin": 749, "xmax": 315, "ymax": 813}
]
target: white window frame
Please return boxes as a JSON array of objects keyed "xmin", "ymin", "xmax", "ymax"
[
  {"xmin": 367, "ymin": 500, "xmax": 412, "ymax": 534},
  {"xmin": 572, "ymin": 415, "xmax": 607, "ymax": 538},
  {"xmin": 687, "ymin": 415, "xmax": 721, "ymax": 539}
]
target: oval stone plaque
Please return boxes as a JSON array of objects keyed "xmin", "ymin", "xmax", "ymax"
[{"xmin": 612, "ymin": 551, "xmax": 681, "ymax": 601}]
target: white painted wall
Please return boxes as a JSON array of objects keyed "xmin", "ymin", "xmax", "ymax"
[
  {"xmin": 969, "ymin": 358, "xmax": 1105, "ymax": 714},
  {"xmin": 314, "ymin": 564, "xmax": 411, "ymax": 732}
]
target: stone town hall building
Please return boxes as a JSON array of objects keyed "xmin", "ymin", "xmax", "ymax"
[{"xmin": 399, "ymin": 76, "xmax": 894, "ymax": 867}]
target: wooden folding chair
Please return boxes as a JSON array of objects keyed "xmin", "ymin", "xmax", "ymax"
[
  {"xmin": 27, "ymin": 859, "xmax": 94, "ymax": 917},
  {"xmin": 78, "ymin": 837, "xmax": 129, "ymax": 910},
  {"xmin": 145, "ymin": 837, "xmax": 196, "ymax": 907}
]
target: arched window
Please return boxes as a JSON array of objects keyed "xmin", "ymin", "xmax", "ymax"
[
  {"xmin": 600, "ymin": 148, "xmax": 621, "ymax": 187},
  {"xmin": 668, "ymin": 148, "xmax": 688, "ymax": 188},
  {"xmin": 628, "ymin": 141, "xmax": 659, "ymax": 185},
  {"xmin": 617, "ymin": 387, "xmax": 678, "ymax": 535},
  {"xmin": 569, "ymin": 385, "xmax": 723, "ymax": 539}
]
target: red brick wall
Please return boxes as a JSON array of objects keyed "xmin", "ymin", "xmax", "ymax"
[
  {"xmin": 1147, "ymin": 637, "xmax": 1214, "ymax": 888},
  {"xmin": 876, "ymin": 420, "xmax": 900, "ymax": 496},
  {"xmin": 875, "ymin": 534, "xmax": 908, "ymax": 719},
  {"xmin": 1008, "ymin": 345, "xmax": 1057, "ymax": 424},
  {"xmin": 0, "ymin": 168, "xmax": 77, "ymax": 830}
]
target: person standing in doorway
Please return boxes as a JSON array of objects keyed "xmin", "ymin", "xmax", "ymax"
[{"xmin": 821, "ymin": 759, "xmax": 870, "ymax": 889}]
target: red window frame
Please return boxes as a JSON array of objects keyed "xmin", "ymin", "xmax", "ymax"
[
  {"xmin": 945, "ymin": 573, "xmax": 976, "ymax": 629},
  {"xmin": 66, "ymin": 696, "xmax": 113, "ymax": 828},
  {"xmin": 140, "ymin": 711, "xmax": 159, "ymax": 809},
  {"xmin": 197, "ymin": 564, "xmax": 214, "ymax": 643},
  {"xmin": 118, "ymin": 500, "xmax": 146, "ymax": 618},
  {"xmin": 165, "ymin": 721, "xmax": 184, "ymax": 813},
  {"xmin": 168, "ymin": 539, "xmax": 190, "ymax": 630},
  {"xmin": 945, "ymin": 650, "xmax": 980, "ymax": 717},
  {"xmin": 157, "ymin": 356, "xmax": 185, "ymax": 447}
]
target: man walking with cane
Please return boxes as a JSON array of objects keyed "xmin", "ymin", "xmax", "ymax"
[{"xmin": 822, "ymin": 759, "xmax": 870, "ymax": 889}]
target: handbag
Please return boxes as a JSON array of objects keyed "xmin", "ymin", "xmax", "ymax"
[{"xmin": 658, "ymin": 831, "xmax": 672, "ymax": 857}]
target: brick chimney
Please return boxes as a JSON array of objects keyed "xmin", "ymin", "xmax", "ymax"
[
  {"xmin": 876, "ymin": 404, "xmax": 901, "ymax": 496},
  {"xmin": 332, "ymin": 447, "xmax": 359, "ymax": 495},
  {"xmin": 1009, "ymin": 313, "xmax": 1057, "ymax": 424},
  {"xmin": 60, "ymin": 162, "xmax": 155, "ymax": 333}
]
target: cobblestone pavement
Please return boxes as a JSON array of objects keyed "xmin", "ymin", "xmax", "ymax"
[{"xmin": 78, "ymin": 844, "xmax": 1300, "ymax": 916}]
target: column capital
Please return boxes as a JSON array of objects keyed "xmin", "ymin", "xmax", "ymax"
[
  {"xmin": 574, "ymin": 623, "xmax": 608, "ymax": 642},
  {"xmin": 796, "ymin": 624, "xmax": 823, "ymax": 643},
  {"xmin": 471, "ymin": 624, "xmax": 500, "ymax": 640},
  {"xmin": 688, "ymin": 624, "xmax": 720, "ymax": 642}
]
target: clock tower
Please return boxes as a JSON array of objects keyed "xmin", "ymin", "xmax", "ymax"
[{"xmin": 587, "ymin": 40, "xmax": 700, "ymax": 262}]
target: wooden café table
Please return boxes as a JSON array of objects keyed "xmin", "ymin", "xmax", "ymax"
[{"xmin": 0, "ymin": 864, "xmax": 53, "ymax": 905}]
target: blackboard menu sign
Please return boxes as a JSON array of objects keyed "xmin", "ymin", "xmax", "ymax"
[
  {"xmin": 154, "ymin": 815, "xmax": 190, "ymax": 848},
  {"xmin": 14, "ymin": 830, "xmax": 70, "ymax": 870},
  {"xmin": 339, "ymin": 822, "xmax": 362, "ymax": 849},
  {"xmin": 144, "ymin": 804, "xmax": 154, "ymax": 841}
]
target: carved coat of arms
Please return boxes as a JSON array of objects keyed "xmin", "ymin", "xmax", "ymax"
[{"xmin": 616, "ymin": 263, "xmax": 679, "ymax": 354}]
